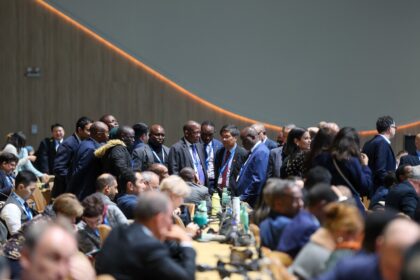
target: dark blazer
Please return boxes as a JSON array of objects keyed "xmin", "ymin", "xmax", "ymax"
[
  {"xmin": 168, "ymin": 138, "xmax": 208, "ymax": 185},
  {"xmin": 34, "ymin": 137, "xmax": 57, "ymax": 174},
  {"xmin": 214, "ymin": 145, "xmax": 248, "ymax": 191},
  {"xmin": 267, "ymin": 146, "xmax": 283, "ymax": 178},
  {"xmin": 235, "ymin": 143, "xmax": 269, "ymax": 207},
  {"xmin": 52, "ymin": 134, "xmax": 81, "ymax": 197},
  {"xmin": 362, "ymin": 135, "xmax": 396, "ymax": 188},
  {"xmin": 100, "ymin": 145, "xmax": 132, "ymax": 193},
  {"xmin": 385, "ymin": 180, "xmax": 419, "ymax": 218},
  {"xmin": 399, "ymin": 152, "xmax": 420, "ymax": 167},
  {"xmin": 95, "ymin": 223, "xmax": 196, "ymax": 280},
  {"xmin": 67, "ymin": 138, "xmax": 102, "ymax": 200},
  {"xmin": 132, "ymin": 144, "xmax": 170, "ymax": 171},
  {"xmin": 264, "ymin": 137, "xmax": 278, "ymax": 150}
]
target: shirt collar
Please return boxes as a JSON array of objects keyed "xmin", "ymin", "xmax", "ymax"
[
  {"xmin": 379, "ymin": 134, "xmax": 391, "ymax": 145},
  {"xmin": 184, "ymin": 138, "xmax": 193, "ymax": 146},
  {"xmin": 250, "ymin": 141, "xmax": 261, "ymax": 153},
  {"xmin": 141, "ymin": 224, "xmax": 154, "ymax": 238},
  {"xmin": 11, "ymin": 192, "xmax": 26, "ymax": 205},
  {"xmin": 228, "ymin": 143, "xmax": 237, "ymax": 152}
]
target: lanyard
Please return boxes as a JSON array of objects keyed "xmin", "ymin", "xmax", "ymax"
[
  {"xmin": 205, "ymin": 143, "xmax": 213, "ymax": 168},
  {"xmin": 152, "ymin": 148, "xmax": 165, "ymax": 164},
  {"xmin": 219, "ymin": 147, "xmax": 236, "ymax": 175}
]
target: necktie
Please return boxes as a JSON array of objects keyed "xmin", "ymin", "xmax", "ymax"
[
  {"xmin": 23, "ymin": 202, "xmax": 33, "ymax": 220},
  {"xmin": 221, "ymin": 150, "xmax": 231, "ymax": 188},
  {"xmin": 191, "ymin": 144, "xmax": 206, "ymax": 185},
  {"xmin": 55, "ymin": 140, "xmax": 61, "ymax": 151}
]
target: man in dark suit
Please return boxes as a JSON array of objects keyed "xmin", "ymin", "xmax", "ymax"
[
  {"xmin": 132, "ymin": 124, "xmax": 170, "ymax": 171},
  {"xmin": 200, "ymin": 121, "xmax": 223, "ymax": 193},
  {"xmin": 252, "ymin": 123, "xmax": 278, "ymax": 150},
  {"xmin": 52, "ymin": 117, "xmax": 93, "ymax": 198},
  {"xmin": 400, "ymin": 133, "xmax": 420, "ymax": 167},
  {"xmin": 168, "ymin": 120, "xmax": 207, "ymax": 186},
  {"xmin": 0, "ymin": 152, "xmax": 18, "ymax": 201},
  {"xmin": 362, "ymin": 116, "xmax": 397, "ymax": 191},
  {"xmin": 235, "ymin": 126, "xmax": 269, "ymax": 207},
  {"xmin": 214, "ymin": 125, "xmax": 247, "ymax": 195},
  {"xmin": 385, "ymin": 164, "xmax": 420, "ymax": 219},
  {"xmin": 34, "ymin": 123, "xmax": 65, "ymax": 174},
  {"xmin": 96, "ymin": 191, "xmax": 196, "ymax": 280},
  {"xmin": 67, "ymin": 121, "xmax": 109, "ymax": 200}
]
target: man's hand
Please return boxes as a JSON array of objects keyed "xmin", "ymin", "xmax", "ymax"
[{"xmin": 164, "ymin": 224, "xmax": 192, "ymax": 243}]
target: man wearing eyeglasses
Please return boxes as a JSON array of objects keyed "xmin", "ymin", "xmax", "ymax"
[
  {"xmin": 362, "ymin": 115, "xmax": 397, "ymax": 194},
  {"xmin": 67, "ymin": 121, "xmax": 109, "ymax": 200}
]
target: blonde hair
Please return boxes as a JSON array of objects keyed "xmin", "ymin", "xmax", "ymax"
[
  {"xmin": 159, "ymin": 175, "xmax": 191, "ymax": 198},
  {"xmin": 323, "ymin": 202, "xmax": 363, "ymax": 235},
  {"xmin": 52, "ymin": 193, "xmax": 84, "ymax": 218}
]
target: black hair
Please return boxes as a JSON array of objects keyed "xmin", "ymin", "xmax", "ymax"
[
  {"xmin": 15, "ymin": 170, "xmax": 38, "ymax": 187},
  {"xmin": 76, "ymin": 116, "xmax": 92, "ymax": 131},
  {"xmin": 330, "ymin": 127, "xmax": 361, "ymax": 161},
  {"xmin": 120, "ymin": 171, "xmax": 138, "ymax": 193},
  {"xmin": 201, "ymin": 121, "xmax": 215, "ymax": 128},
  {"xmin": 50, "ymin": 123, "xmax": 63, "ymax": 132},
  {"xmin": 376, "ymin": 116, "xmax": 395, "ymax": 134},
  {"xmin": 304, "ymin": 127, "xmax": 337, "ymax": 170},
  {"xmin": 304, "ymin": 166, "xmax": 332, "ymax": 190},
  {"xmin": 362, "ymin": 210, "xmax": 398, "ymax": 253},
  {"xmin": 220, "ymin": 124, "xmax": 240, "ymax": 138},
  {"xmin": 306, "ymin": 183, "xmax": 338, "ymax": 208},
  {"xmin": 0, "ymin": 152, "xmax": 19, "ymax": 164},
  {"xmin": 6, "ymin": 132, "xmax": 26, "ymax": 152},
  {"xmin": 132, "ymin": 123, "xmax": 149, "ymax": 138},
  {"xmin": 284, "ymin": 127, "xmax": 306, "ymax": 157}
]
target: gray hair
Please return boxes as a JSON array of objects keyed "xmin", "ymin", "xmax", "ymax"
[
  {"xmin": 134, "ymin": 192, "xmax": 171, "ymax": 222},
  {"xmin": 263, "ymin": 179, "xmax": 297, "ymax": 207},
  {"xmin": 141, "ymin": 171, "xmax": 159, "ymax": 183}
]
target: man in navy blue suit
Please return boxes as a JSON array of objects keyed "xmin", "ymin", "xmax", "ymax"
[
  {"xmin": 235, "ymin": 126, "xmax": 269, "ymax": 207},
  {"xmin": 200, "ymin": 121, "xmax": 223, "ymax": 194},
  {"xmin": 400, "ymin": 133, "xmax": 420, "ymax": 167},
  {"xmin": 67, "ymin": 121, "xmax": 109, "ymax": 200},
  {"xmin": 362, "ymin": 116, "xmax": 397, "ymax": 192},
  {"xmin": 52, "ymin": 116, "xmax": 93, "ymax": 198}
]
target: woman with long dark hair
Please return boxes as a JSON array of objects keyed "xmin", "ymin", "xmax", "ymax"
[
  {"xmin": 313, "ymin": 127, "xmax": 373, "ymax": 212},
  {"xmin": 304, "ymin": 126, "xmax": 338, "ymax": 172},
  {"xmin": 281, "ymin": 128, "xmax": 311, "ymax": 178}
]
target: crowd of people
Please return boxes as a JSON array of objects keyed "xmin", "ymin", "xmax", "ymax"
[{"xmin": 0, "ymin": 113, "xmax": 419, "ymax": 279}]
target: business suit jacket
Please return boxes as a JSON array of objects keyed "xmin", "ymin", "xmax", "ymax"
[
  {"xmin": 67, "ymin": 138, "xmax": 102, "ymax": 200},
  {"xmin": 235, "ymin": 143, "xmax": 269, "ymax": 207},
  {"xmin": 132, "ymin": 144, "xmax": 170, "ymax": 171},
  {"xmin": 168, "ymin": 138, "xmax": 208, "ymax": 185},
  {"xmin": 399, "ymin": 152, "xmax": 420, "ymax": 167},
  {"xmin": 267, "ymin": 146, "xmax": 283, "ymax": 178},
  {"xmin": 264, "ymin": 137, "xmax": 278, "ymax": 150},
  {"xmin": 95, "ymin": 223, "xmax": 196, "ymax": 280},
  {"xmin": 34, "ymin": 137, "xmax": 57, "ymax": 174},
  {"xmin": 214, "ymin": 145, "xmax": 248, "ymax": 192},
  {"xmin": 362, "ymin": 135, "xmax": 396, "ymax": 188},
  {"xmin": 385, "ymin": 180, "xmax": 419, "ymax": 218},
  {"xmin": 52, "ymin": 133, "xmax": 81, "ymax": 197}
]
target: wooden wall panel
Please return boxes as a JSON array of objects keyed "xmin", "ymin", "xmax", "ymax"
[{"xmin": 0, "ymin": 0, "xmax": 418, "ymax": 153}]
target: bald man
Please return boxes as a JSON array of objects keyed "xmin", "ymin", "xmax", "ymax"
[
  {"xmin": 400, "ymin": 133, "xmax": 420, "ymax": 167},
  {"xmin": 252, "ymin": 123, "xmax": 278, "ymax": 150},
  {"xmin": 67, "ymin": 121, "xmax": 109, "ymax": 200},
  {"xmin": 132, "ymin": 124, "xmax": 170, "ymax": 171},
  {"xmin": 236, "ymin": 126, "xmax": 269, "ymax": 207},
  {"xmin": 168, "ymin": 121, "xmax": 208, "ymax": 186},
  {"xmin": 316, "ymin": 218, "xmax": 420, "ymax": 280}
]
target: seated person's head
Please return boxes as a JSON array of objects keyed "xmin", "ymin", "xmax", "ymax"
[
  {"xmin": 304, "ymin": 166, "xmax": 332, "ymax": 190},
  {"xmin": 160, "ymin": 175, "xmax": 191, "ymax": 210},
  {"xmin": 141, "ymin": 171, "xmax": 160, "ymax": 191},
  {"xmin": 96, "ymin": 173, "xmax": 118, "ymax": 200},
  {"xmin": 81, "ymin": 194, "xmax": 104, "ymax": 230},
  {"xmin": 362, "ymin": 210, "xmax": 398, "ymax": 253},
  {"xmin": 148, "ymin": 163, "xmax": 169, "ymax": 181},
  {"xmin": 134, "ymin": 192, "xmax": 173, "ymax": 241},
  {"xmin": 323, "ymin": 203, "xmax": 364, "ymax": 244},
  {"xmin": 383, "ymin": 171, "xmax": 397, "ymax": 188},
  {"xmin": 52, "ymin": 193, "xmax": 84, "ymax": 224},
  {"xmin": 14, "ymin": 171, "xmax": 38, "ymax": 200},
  {"xmin": 20, "ymin": 221, "xmax": 77, "ymax": 280},
  {"xmin": 306, "ymin": 183, "xmax": 338, "ymax": 223},
  {"xmin": 0, "ymin": 152, "xmax": 18, "ymax": 174},
  {"xmin": 396, "ymin": 164, "xmax": 412, "ymax": 183},
  {"xmin": 179, "ymin": 167, "xmax": 198, "ymax": 184},
  {"xmin": 263, "ymin": 179, "xmax": 303, "ymax": 218},
  {"xmin": 121, "ymin": 171, "xmax": 147, "ymax": 196}
]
